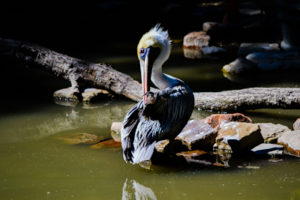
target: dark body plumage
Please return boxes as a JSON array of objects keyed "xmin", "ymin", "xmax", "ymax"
[{"xmin": 121, "ymin": 79, "xmax": 194, "ymax": 164}]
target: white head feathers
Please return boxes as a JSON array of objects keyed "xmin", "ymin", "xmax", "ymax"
[{"xmin": 137, "ymin": 24, "xmax": 171, "ymax": 62}]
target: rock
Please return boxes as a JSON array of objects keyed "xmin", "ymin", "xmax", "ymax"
[
  {"xmin": 154, "ymin": 139, "xmax": 189, "ymax": 154},
  {"xmin": 155, "ymin": 139, "xmax": 170, "ymax": 153},
  {"xmin": 82, "ymin": 88, "xmax": 113, "ymax": 102},
  {"xmin": 56, "ymin": 132, "xmax": 103, "ymax": 145},
  {"xmin": 90, "ymin": 139, "xmax": 121, "ymax": 149},
  {"xmin": 278, "ymin": 130, "xmax": 300, "ymax": 157},
  {"xmin": 222, "ymin": 58, "xmax": 256, "ymax": 75},
  {"xmin": 293, "ymin": 118, "xmax": 300, "ymax": 130},
  {"xmin": 111, "ymin": 122, "xmax": 122, "ymax": 142},
  {"xmin": 251, "ymin": 143, "xmax": 284, "ymax": 155},
  {"xmin": 257, "ymin": 123, "xmax": 290, "ymax": 143},
  {"xmin": 183, "ymin": 31, "xmax": 210, "ymax": 49},
  {"xmin": 216, "ymin": 122, "xmax": 263, "ymax": 153},
  {"xmin": 246, "ymin": 51, "xmax": 300, "ymax": 71},
  {"xmin": 238, "ymin": 43, "xmax": 280, "ymax": 57},
  {"xmin": 175, "ymin": 119, "xmax": 217, "ymax": 150},
  {"xmin": 203, "ymin": 113, "xmax": 252, "ymax": 130},
  {"xmin": 53, "ymin": 87, "xmax": 80, "ymax": 102}
]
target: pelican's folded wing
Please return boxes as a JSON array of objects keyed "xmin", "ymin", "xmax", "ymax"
[{"xmin": 121, "ymin": 101, "xmax": 143, "ymax": 162}]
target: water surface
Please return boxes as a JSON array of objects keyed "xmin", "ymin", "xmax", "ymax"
[{"xmin": 0, "ymin": 42, "xmax": 300, "ymax": 200}]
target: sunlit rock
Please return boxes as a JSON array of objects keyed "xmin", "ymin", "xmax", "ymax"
[
  {"xmin": 222, "ymin": 58, "xmax": 256, "ymax": 75},
  {"xmin": 251, "ymin": 143, "xmax": 284, "ymax": 155},
  {"xmin": 293, "ymin": 118, "xmax": 300, "ymax": 130},
  {"xmin": 238, "ymin": 43, "xmax": 279, "ymax": 57},
  {"xmin": 176, "ymin": 119, "xmax": 217, "ymax": 150},
  {"xmin": 53, "ymin": 87, "xmax": 79, "ymax": 102},
  {"xmin": 203, "ymin": 113, "xmax": 252, "ymax": 130},
  {"xmin": 155, "ymin": 139, "xmax": 187, "ymax": 155},
  {"xmin": 82, "ymin": 88, "xmax": 113, "ymax": 102},
  {"xmin": 278, "ymin": 130, "xmax": 300, "ymax": 157},
  {"xmin": 183, "ymin": 31, "xmax": 210, "ymax": 49},
  {"xmin": 257, "ymin": 123, "xmax": 290, "ymax": 143},
  {"xmin": 111, "ymin": 122, "xmax": 122, "ymax": 142},
  {"xmin": 56, "ymin": 132, "xmax": 102, "ymax": 145},
  {"xmin": 216, "ymin": 122, "xmax": 263, "ymax": 153}
]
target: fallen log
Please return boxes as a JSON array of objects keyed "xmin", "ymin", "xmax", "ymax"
[
  {"xmin": 0, "ymin": 38, "xmax": 145, "ymax": 101},
  {"xmin": 194, "ymin": 87, "xmax": 300, "ymax": 111},
  {"xmin": 1, "ymin": 38, "xmax": 300, "ymax": 111}
]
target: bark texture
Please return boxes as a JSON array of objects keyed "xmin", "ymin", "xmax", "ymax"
[
  {"xmin": 0, "ymin": 38, "xmax": 145, "ymax": 101},
  {"xmin": 1, "ymin": 38, "xmax": 300, "ymax": 111},
  {"xmin": 194, "ymin": 88, "xmax": 300, "ymax": 111}
]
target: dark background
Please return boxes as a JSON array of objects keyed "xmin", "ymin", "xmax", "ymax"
[{"xmin": 0, "ymin": 0, "xmax": 283, "ymax": 103}]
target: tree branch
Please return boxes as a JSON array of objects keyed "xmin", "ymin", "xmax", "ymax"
[{"xmin": 1, "ymin": 38, "xmax": 300, "ymax": 111}]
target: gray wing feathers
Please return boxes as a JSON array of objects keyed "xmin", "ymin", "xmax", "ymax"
[
  {"xmin": 121, "ymin": 101, "xmax": 142, "ymax": 162},
  {"xmin": 121, "ymin": 83, "xmax": 194, "ymax": 164}
]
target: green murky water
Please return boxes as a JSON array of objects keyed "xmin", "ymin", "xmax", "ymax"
[{"xmin": 0, "ymin": 43, "xmax": 300, "ymax": 199}]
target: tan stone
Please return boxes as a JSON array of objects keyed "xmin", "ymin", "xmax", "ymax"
[
  {"xmin": 82, "ymin": 88, "xmax": 112, "ymax": 102},
  {"xmin": 278, "ymin": 130, "xmax": 300, "ymax": 157},
  {"xmin": 257, "ymin": 123, "xmax": 290, "ymax": 143},
  {"xmin": 216, "ymin": 122, "xmax": 263, "ymax": 152},
  {"xmin": 203, "ymin": 113, "xmax": 252, "ymax": 130},
  {"xmin": 53, "ymin": 87, "xmax": 79, "ymax": 102},
  {"xmin": 183, "ymin": 31, "xmax": 210, "ymax": 49},
  {"xmin": 176, "ymin": 119, "xmax": 217, "ymax": 150},
  {"xmin": 111, "ymin": 122, "xmax": 123, "ymax": 142},
  {"xmin": 293, "ymin": 118, "xmax": 300, "ymax": 130}
]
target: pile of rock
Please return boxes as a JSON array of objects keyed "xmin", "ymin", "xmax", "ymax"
[
  {"xmin": 110, "ymin": 115, "xmax": 300, "ymax": 167},
  {"xmin": 57, "ymin": 115, "xmax": 300, "ymax": 167}
]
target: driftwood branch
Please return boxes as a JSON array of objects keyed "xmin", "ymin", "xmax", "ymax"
[
  {"xmin": 1, "ymin": 37, "xmax": 300, "ymax": 111},
  {"xmin": 194, "ymin": 88, "xmax": 300, "ymax": 111},
  {"xmin": 0, "ymin": 38, "xmax": 144, "ymax": 101}
]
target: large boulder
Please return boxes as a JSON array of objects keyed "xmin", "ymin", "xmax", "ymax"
[
  {"xmin": 203, "ymin": 113, "xmax": 252, "ymax": 130},
  {"xmin": 257, "ymin": 123, "xmax": 290, "ymax": 143},
  {"xmin": 216, "ymin": 122, "xmax": 263, "ymax": 153},
  {"xmin": 293, "ymin": 118, "xmax": 300, "ymax": 130},
  {"xmin": 278, "ymin": 130, "xmax": 300, "ymax": 157},
  {"xmin": 176, "ymin": 119, "xmax": 217, "ymax": 150}
]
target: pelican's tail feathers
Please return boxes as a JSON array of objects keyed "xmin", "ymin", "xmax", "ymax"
[{"xmin": 131, "ymin": 142, "xmax": 156, "ymax": 165}]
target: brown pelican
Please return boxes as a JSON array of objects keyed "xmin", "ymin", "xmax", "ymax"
[{"xmin": 121, "ymin": 25, "xmax": 194, "ymax": 164}]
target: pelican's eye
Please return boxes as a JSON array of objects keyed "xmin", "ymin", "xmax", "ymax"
[{"xmin": 139, "ymin": 48, "xmax": 147, "ymax": 60}]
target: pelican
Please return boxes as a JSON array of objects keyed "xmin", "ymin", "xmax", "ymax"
[{"xmin": 121, "ymin": 25, "xmax": 194, "ymax": 165}]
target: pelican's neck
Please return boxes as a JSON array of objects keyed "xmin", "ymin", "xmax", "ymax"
[{"xmin": 151, "ymin": 63, "xmax": 178, "ymax": 90}]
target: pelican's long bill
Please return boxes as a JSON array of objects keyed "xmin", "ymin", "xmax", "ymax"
[{"xmin": 140, "ymin": 48, "xmax": 151, "ymax": 104}]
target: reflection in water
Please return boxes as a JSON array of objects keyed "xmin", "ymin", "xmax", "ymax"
[
  {"xmin": 122, "ymin": 179, "xmax": 157, "ymax": 200},
  {"xmin": 0, "ymin": 101, "xmax": 134, "ymax": 143}
]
